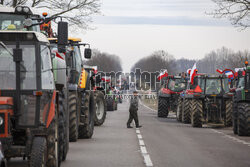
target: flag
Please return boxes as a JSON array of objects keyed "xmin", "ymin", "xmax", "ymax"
[
  {"xmin": 157, "ymin": 70, "xmax": 168, "ymax": 80},
  {"xmin": 224, "ymin": 71, "xmax": 234, "ymax": 79},
  {"xmin": 216, "ymin": 69, "xmax": 223, "ymax": 74},
  {"xmin": 190, "ymin": 63, "xmax": 197, "ymax": 84},
  {"xmin": 187, "ymin": 69, "xmax": 191, "ymax": 75},
  {"xmin": 101, "ymin": 76, "xmax": 111, "ymax": 82}
]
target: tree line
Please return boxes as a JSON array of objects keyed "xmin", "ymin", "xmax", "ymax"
[
  {"xmin": 131, "ymin": 47, "xmax": 250, "ymax": 75},
  {"xmin": 84, "ymin": 49, "xmax": 123, "ymax": 72}
]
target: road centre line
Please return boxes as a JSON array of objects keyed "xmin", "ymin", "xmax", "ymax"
[{"xmin": 136, "ymin": 128, "xmax": 153, "ymax": 167}]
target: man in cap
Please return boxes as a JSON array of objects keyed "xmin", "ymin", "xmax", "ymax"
[{"xmin": 127, "ymin": 91, "xmax": 142, "ymax": 128}]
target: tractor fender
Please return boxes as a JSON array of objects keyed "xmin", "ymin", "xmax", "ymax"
[{"xmin": 46, "ymin": 91, "xmax": 57, "ymax": 128}]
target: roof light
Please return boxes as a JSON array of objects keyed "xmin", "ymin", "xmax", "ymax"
[
  {"xmin": 16, "ymin": 6, "xmax": 22, "ymax": 12},
  {"xmin": 245, "ymin": 61, "xmax": 248, "ymax": 66},
  {"xmin": 42, "ymin": 12, "xmax": 48, "ymax": 17},
  {"xmin": 23, "ymin": 7, "xmax": 30, "ymax": 13}
]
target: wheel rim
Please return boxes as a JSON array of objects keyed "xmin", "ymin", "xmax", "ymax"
[{"xmin": 96, "ymin": 100, "xmax": 105, "ymax": 120}]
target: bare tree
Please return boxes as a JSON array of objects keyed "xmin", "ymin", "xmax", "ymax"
[
  {"xmin": 84, "ymin": 49, "xmax": 123, "ymax": 72},
  {"xmin": 0, "ymin": 0, "xmax": 100, "ymax": 28},
  {"xmin": 211, "ymin": 0, "xmax": 250, "ymax": 28}
]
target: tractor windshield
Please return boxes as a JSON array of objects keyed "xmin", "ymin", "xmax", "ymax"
[
  {"xmin": 0, "ymin": 42, "xmax": 36, "ymax": 90},
  {"xmin": 0, "ymin": 13, "xmax": 39, "ymax": 31},
  {"xmin": 168, "ymin": 78, "xmax": 187, "ymax": 92},
  {"xmin": 222, "ymin": 78, "xmax": 230, "ymax": 93},
  {"xmin": 237, "ymin": 77, "xmax": 245, "ymax": 88},
  {"xmin": 205, "ymin": 78, "xmax": 222, "ymax": 95}
]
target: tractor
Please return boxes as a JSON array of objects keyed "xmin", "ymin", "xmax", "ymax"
[
  {"xmin": 83, "ymin": 65, "xmax": 107, "ymax": 126},
  {"xmin": 0, "ymin": 5, "xmax": 68, "ymax": 167},
  {"xmin": 184, "ymin": 75, "xmax": 233, "ymax": 128},
  {"xmin": 232, "ymin": 61, "xmax": 250, "ymax": 136},
  {"xmin": 48, "ymin": 38, "xmax": 95, "ymax": 142},
  {"xmin": 158, "ymin": 75, "xmax": 187, "ymax": 118}
]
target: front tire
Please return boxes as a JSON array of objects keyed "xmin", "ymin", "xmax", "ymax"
[
  {"xmin": 237, "ymin": 103, "xmax": 250, "ymax": 136},
  {"xmin": 94, "ymin": 91, "xmax": 107, "ymax": 126},
  {"xmin": 176, "ymin": 98, "xmax": 182, "ymax": 122},
  {"xmin": 182, "ymin": 99, "xmax": 191, "ymax": 124},
  {"xmin": 78, "ymin": 91, "xmax": 95, "ymax": 139},
  {"xmin": 158, "ymin": 97, "xmax": 169, "ymax": 118},
  {"xmin": 30, "ymin": 137, "xmax": 47, "ymax": 167},
  {"xmin": 191, "ymin": 99, "xmax": 203, "ymax": 128},
  {"xmin": 68, "ymin": 92, "xmax": 79, "ymax": 142},
  {"xmin": 224, "ymin": 100, "xmax": 233, "ymax": 127}
]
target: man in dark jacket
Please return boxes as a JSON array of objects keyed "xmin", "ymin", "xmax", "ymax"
[{"xmin": 127, "ymin": 91, "xmax": 142, "ymax": 128}]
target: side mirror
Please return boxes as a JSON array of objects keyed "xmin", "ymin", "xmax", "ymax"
[
  {"xmin": 57, "ymin": 21, "xmax": 68, "ymax": 53},
  {"xmin": 84, "ymin": 48, "xmax": 92, "ymax": 59}
]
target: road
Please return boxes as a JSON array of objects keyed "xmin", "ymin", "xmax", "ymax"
[{"xmin": 8, "ymin": 100, "xmax": 250, "ymax": 167}]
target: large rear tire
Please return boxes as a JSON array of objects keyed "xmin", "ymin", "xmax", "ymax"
[
  {"xmin": 182, "ymin": 99, "xmax": 191, "ymax": 124},
  {"xmin": 224, "ymin": 100, "xmax": 233, "ymax": 127},
  {"xmin": 237, "ymin": 103, "xmax": 250, "ymax": 136},
  {"xmin": 78, "ymin": 91, "xmax": 95, "ymax": 139},
  {"xmin": 30, "ymin": 137, "xmax": 47, "ymax": 167},
  {"xmin": 94, "ymin": 91, "xmax": 107, "ymax": 126},
  {"xmin": 158, "ymin": 97, "xmax": 169, "ymax": 118},
  {"xmin": 68, "ymin": 92, "xmax": 79, "ymax": 142},
  {"xmin": 191, "ymin": 99, "xmax": 203, "ymax": 128},
  {"xmin": 58, "ymin": 91, "xmax": 68, "ymax": 161}
]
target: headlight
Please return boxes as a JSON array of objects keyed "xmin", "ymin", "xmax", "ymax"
[{"xmin": 0, "ymin": 117, "xmax": 3, "ymax": 126}]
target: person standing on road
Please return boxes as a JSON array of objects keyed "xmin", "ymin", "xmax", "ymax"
[{"xmin": 127, "ymin": 91, "xmax": 142, "ymax": 128}]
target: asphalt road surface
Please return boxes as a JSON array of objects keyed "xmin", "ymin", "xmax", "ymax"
[{"xmin": 8, "ymin": 100, "xmax": 250, "ymax": 167}]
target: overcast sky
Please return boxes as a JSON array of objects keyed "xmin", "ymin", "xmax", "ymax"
[{"xmin": 72, "ymin": 0, "xmax": 250, "ymax": 72}]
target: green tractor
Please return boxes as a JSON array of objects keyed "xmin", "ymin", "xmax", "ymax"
[
  {"xmin": 185, "ymin": 75, "xmax": 233, "ymax": 128},
  {"xmin": 233, "ymin": 61, "xmax": 250, "ymax": 136},
  {"xmin": 0, "ymin": 5, "xmax": 68, "ymax": 167},
  {"xmin": 49, "ymin": 38, "xmax": 95, "ymax": 142}
]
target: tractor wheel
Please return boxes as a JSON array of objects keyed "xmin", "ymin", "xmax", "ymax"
[
  {"xmin": 30, "ymin": 137, "xmax": 47, "ymax": 167},
  {"xmin": 224, "ymin": 100, "xmax": 233, "ymax": 127},
  {"xmin": 68, "ymin": 92, "xmax": 79, "ymax": 142},
  {"xmin": 78, "ymin": 91, "xmax": 95, "ymax": 139},
  {"xmin": 107, "ymin": 98, "xmax": 115, "ymax": 111},
  {"xmin": 58, "ymin": 92, "xmax": 68, "ymax": 161},
  {"xmin": 237, "ymin": 103, "xmax": 250, "ymax": 136},
  {"xmin": 191, "ymin": 99, "xmax": 203, "ymax": 128},
  {"xmin": 47, "ymin": 118, "xmax": 59, "ymax": 167},
  {"xmin": 182, "ymin": 99, "xmax": 191, "ymax": 124},
  {"xmin": 157, "ymin": 97, "xmax": 169, "ymax": 118},
  {"xmin": 94, "ymin": 91, "xmax": 107, "ymax": 126},
  {"xmin": 176, "ymin": 98, "xmax": 182, "ymax": 122}
]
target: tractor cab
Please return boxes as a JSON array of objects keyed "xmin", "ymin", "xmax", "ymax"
[
  {"xmin": 166, "ymin": 76, "xmax": 187, "ymax": 93},
  {"xmin": 0, "ymin": 7, "xmax": 69, "ymax": 165},
  {"xmin": 0, "ymin": 5, "xmax": 40, "ymax": 31}
]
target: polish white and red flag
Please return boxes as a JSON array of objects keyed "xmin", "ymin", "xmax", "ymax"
[
  {"xmin": 190, "ymin": 63, "xmax": 197, "ymax": 84},
  {"xmin": 101, "ymin": 76, "xmax": 111, "ymax": 82},
  {"xmin": 157, "ymin": 70, "xmax": 168, "ymax": 80}
]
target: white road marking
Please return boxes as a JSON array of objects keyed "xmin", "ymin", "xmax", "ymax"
[
  {"xmin": 137, "ymin": 134, "xmax": 143, "ymax": 139},
  {"xmin": 139, "ymin": 139, "xmax": 145, "ymax": 146},
  {"xmin": 140, "ymin": 146, "xmax": 148, "ymax": 154},
  {"xmin": 139, "ymin": 101, "xmax": 157, "ymax": 112},
  {"xmin": 135, "ymin": 128, "xmax": 153, "ymax": 166},
  {"xmin": 144, "ymin": 154, "xmax": 154, "ymax": 167},
  {"xmin": 211, "ymin": 129, "xmax": 250, "ymax": 147}
]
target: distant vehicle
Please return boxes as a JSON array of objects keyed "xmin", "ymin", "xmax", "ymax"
[{"xmin": 157, "ymin": 76, "xmax": 188, "ymax": 118}]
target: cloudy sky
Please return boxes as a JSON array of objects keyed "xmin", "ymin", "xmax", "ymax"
[{"xmin": 72, "ymin": 0, "xmax": 250, "ymax": 72}]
